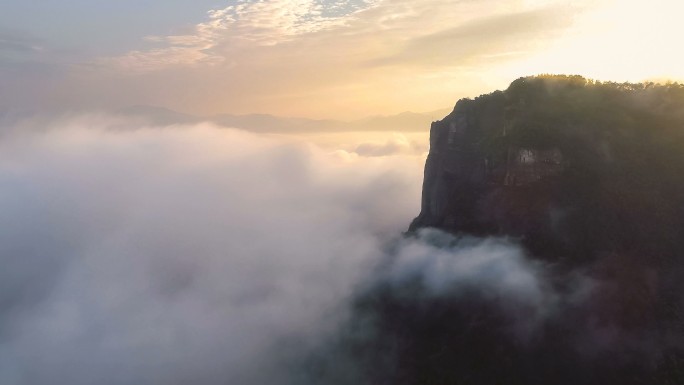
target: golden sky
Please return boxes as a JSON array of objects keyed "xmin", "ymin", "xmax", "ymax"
[{"xmin": 2, "ymin": 0, "xmax": 683, "ymax": 119}]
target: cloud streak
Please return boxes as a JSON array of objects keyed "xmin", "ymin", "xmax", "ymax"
[
  {"xmin": 0, "ymin": 29, "xmax": 44, "ymax": 54},
  {"xmin": 369, "ymin": 5, "xmax": 574, "ymax": 68},
  {"xmin": 103, "ymin": 0, "xmax": 574, "ymax": 73},
  {"xmin": 102, "ymin": 0, "xmax": 379, "ymax": 72},
  {"xmin": 65, "ymin": 0, "xmax": 596, "ymax": 119},
  {"xmin": 5, "ymin": 0, "xmax": 684, "ymax": 119}
]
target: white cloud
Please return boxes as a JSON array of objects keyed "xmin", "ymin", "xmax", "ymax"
[
  {"xmin": 353, "ymin": 133, "xmax": 427, "ymax": 157},
  {"xmin": 95, "ymin": 0, "xmax": 579, "ymax": 75},
  {"xmin": 100, "ymin": 0, "xmax": 379, "ymax": 72},
  {"xmin": 72, "ymin": 0, "xmax": 588, "ymax": 119},
  {"xmin": 9, "ymin": 0, "xmax": 684, "ymax": 119},
  {"xmin": 0, "ymin": 117, "xmax": 424, "ymax": 384}
]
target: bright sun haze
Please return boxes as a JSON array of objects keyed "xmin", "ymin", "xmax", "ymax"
[{"xmin": 1, "ymin": 0, "xmax": 682, "ymax": 120}]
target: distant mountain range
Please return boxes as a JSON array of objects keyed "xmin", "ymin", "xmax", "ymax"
[{"xmin": 116, "ymin": 105, "xmax": 451, "ymax": 132}]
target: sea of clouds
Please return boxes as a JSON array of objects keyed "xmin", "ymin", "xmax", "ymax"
[
  {"xmin": 2, "ymin": 115, "xmax": 627, "ymax": 385},
  {"xmin": 0, "ymin": 116, "xmax": 432, "ymax": 384}
]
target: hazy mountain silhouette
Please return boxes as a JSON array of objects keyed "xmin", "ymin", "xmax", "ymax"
[{"xmin": 118, "ymin": 105, "xmax": 451, "ymax": 132}]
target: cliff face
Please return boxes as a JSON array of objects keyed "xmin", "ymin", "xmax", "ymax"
[
  {"xmin": 410, "ymin": 75, "xmax": 684, "ymax": 265},
  {"xmin": 309, "ymin": 76, "xmax": 684, "ymax": 385}
]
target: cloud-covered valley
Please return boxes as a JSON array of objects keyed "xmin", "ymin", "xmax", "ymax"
[
  {"xmin": 2, "ymin": 116, "xmax": 677, "ymax": 385},
  {"xmin": 0, "ymin": 118, "xmax": 429, "ymax": 384}
]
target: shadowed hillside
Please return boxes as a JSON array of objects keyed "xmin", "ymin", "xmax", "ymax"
[
  {"xmin": 308, "ymin": 76, "xmax": 684, "ymax": 385},
  {"xmin": 411, "ymin": 75, "xmax": 684, "ymax": 267}
]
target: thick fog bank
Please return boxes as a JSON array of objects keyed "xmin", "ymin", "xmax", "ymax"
[{"xmin": 0, "ymin": 119, "xmax": 427, "ymax": 385}]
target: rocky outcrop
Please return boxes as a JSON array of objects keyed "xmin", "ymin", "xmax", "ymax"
[
  {"xmin": 410, "ymin": 75, "xmax": 684, "ymax": 265},
  {"xmin": 410, "ymin": 93, "xmax": 566, "ymax": 239}
]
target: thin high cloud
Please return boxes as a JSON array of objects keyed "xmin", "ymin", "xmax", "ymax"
[
  {"xmin": 101, "ymin": 0, "xmax": 575, "ymax": 73},
  {"xmin": 78, "ymin": 0, "xmax": 589, "ymax": 118},
  {"xmin": 4, "ymin": 0, "xmax": 684, "ymax": 119},
  {"xmin": 369, "ymin": 5, "xmax": 574, "ymax": 68},
  {"xmin": 102, "ymin": 0, "xmax": 379, "ymax": 72},
  {"xmin": 0, "ymin": 29, "xmax": 44, "ymax": 54}
]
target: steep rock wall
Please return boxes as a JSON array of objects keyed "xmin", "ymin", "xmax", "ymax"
[{"xmin": 409, "ymin": 76, "xmax": 684, "ymax": 265}]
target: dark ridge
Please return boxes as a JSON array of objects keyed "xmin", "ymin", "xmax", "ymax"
[
  {"xmin": 411, "ymin": 75, "xmax": 684, "ymax": 267},
  {"xmin": 308, "ymin": 75, "xmax": 684, "ymax": 385}
]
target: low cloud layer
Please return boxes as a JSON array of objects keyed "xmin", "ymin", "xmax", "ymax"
[
  {"xmin": 352, "ymin": 133, "xmax": 426, "ymax": 157},
  {"xmin": 1, "ymin": 118, "xmax": 575, "ymax": 385},
  {"xmin": 0, "ymin": 118, "xmax": 427, "ymax": 385}
]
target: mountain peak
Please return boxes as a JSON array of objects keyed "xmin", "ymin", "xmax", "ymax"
[{"xmin": 411, "ymin": 75, "xmax": 684, "ymax": 265}]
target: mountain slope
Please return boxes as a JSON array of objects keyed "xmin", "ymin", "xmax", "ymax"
[
  {"xmin": 411, "ymin": 75, "xmax": 684, "ymax": 266},
  {"xmin": 310, "ymin": 76, "xmax": 684, "ymax": 385}
]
